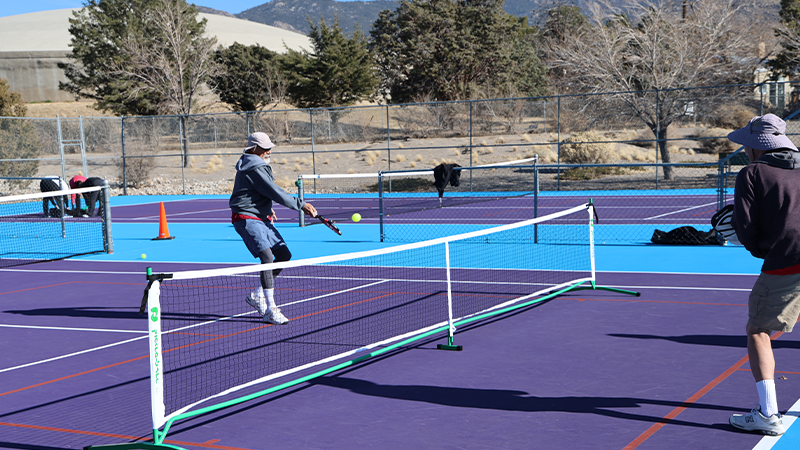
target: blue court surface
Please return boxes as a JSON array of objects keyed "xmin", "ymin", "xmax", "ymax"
[{"xmin": 2, "ymin": 194, "xmax": 800, "ymax": 450}]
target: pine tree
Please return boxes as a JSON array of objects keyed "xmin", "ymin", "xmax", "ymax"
[
  {"xmin": 769, "ymin": 0, "xmax": 800, "ymax": 78},
  {"xmin": 369, "ymin": 0, "xmax": 547, "ymax": 103},
  {"xmin": 213, "ymin": 43, "xmax": 285, "ymax": 112},
  {"xmin": 280, "ymin": 16, "xmax": 377, "ymax": 108}
]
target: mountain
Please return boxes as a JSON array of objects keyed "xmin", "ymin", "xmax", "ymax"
[
  {"xmin": 236, "ymin": 0, "xmax": 400, "ymax": 35},
  {"xmin": 220, "ymin": 0, "xmax": 780, "ymax": 37},
  {"xmin": 233, "ymin": 0, "xmax": 550, "ymax": 36}
]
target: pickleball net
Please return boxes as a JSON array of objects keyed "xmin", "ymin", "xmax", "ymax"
[
  {"xmin": 0, "ymin": 184, "xmax": 113, "ymax": 268},
  {"xmin": 296, "ymin": 158, "xmax": 539, "ymax": 229},
  {"xmin": 89, "ymin": 202, "xmax": 638, "ymax": 449}
]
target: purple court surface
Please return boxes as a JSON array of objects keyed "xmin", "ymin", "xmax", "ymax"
[{"xmin": 1, "ymin": 194, "xmax": 799, "ymax": 450}]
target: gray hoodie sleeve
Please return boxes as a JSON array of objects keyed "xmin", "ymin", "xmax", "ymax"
[{"xmin": 249, "ymin": 166, "xmax": 304, "ymax": 211}]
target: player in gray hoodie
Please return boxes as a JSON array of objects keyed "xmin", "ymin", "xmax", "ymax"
[{"xmin": 230, "ymin": 132, "xmax": 317, "ymax": 325}]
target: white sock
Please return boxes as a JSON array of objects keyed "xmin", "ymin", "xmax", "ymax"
[
  {"xmin": 255, "ymin": 286, "xmax": 265, "ymax": 299},
  {"xmin": 265, "ymin": 288, "xmax": 276, "ymax": 309},
  {"xmin": 757, "ymin": 379, "xmax": 779, "ymax": 417}
]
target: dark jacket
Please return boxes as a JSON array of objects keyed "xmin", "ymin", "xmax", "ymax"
[
  {"xmin": 732, "ymin": 150, "xmax": 800, "ymax": 272},
  {"xmin": 229, "ymin": 152, "xmax": 304, "ymax": 221}
]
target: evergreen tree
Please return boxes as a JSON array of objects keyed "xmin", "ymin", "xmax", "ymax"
[
  {"xmin": 280, "ymin": 16, "xmax": 377, "ymax": 108},
  {"xmin": 769, "ymin": 0, "xmax": 800, "ymax": 78},
  {"xmin": 59, "ymin": 0, "xmax": 214, "ymax": 116},
  {"xmin": 213, "ymin": 43, "xmax": 285, "ymax": 112},
  {"xmin": 369, "ymin": 0, "xmax": 547, "ymax": 103}
]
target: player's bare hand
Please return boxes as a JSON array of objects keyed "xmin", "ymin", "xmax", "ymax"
[
  {"xmin": 268, "ymin": 209, "xmax": 277, "ymax": 222},
  {"xmin": 302, "ymin": 203, "xmax": 317, "ymax": 217}
]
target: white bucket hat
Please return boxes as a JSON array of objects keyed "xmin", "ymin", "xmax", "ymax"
[
  {"xmin": 244, "ymin": 132, "xmax": 275, "ymax": 152},
  {"xmin": 727, "ymin": 114, "xmax": 798, "ymax": 151}
]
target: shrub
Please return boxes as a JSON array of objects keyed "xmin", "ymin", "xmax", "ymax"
[
  {"xmin": 0, "ymin": 79, "xmax": 38, "ymax": 180},
  {"xmin": 696, "ymin": 128, "xmax": 736, "ymax": 154},
  {"xmin": 708, "ymin": 103, "xmax": 758, "ymax": 130},
  {"xmin": 560, "ymin": 131, "xmax": 614, "ymax": 164}
]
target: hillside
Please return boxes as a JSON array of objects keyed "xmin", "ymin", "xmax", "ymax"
[
  {"xmin": 231, "ymin": 0, "xmax": 780, "ymax": 37},
  {"xmin": 234, "ymin": 0, "xmax": 559, "ymax": 35}
]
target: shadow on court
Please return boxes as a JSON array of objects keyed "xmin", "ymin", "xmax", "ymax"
[
  {"xmin": 309, "ymin": 375, "xmax": 746, "ymax": 431},
  {"xmin": 609, "ymin": 333, "xmax": 800, "ymax": 350}
]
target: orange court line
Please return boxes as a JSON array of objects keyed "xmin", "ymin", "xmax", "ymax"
[
  {"xmin": 0, "ymin": 354, "xmax": 149, "ymax": 397},
  {"xmin": 0, "ymin": 421, "xmax": 255, "ymax": 449},
  {"xmin": 622, "ymin": 331, "xmax": 785, "ymax": 449},
  {"xmin": 1, "ymin": 280, "xmax": 145, "ymax": 296},
  {"xmin": 0, "ymin": 281, "xmax": 75, "ymax": 296}
]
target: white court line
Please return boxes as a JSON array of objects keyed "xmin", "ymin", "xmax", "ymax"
[
  {"xmin": 0, "ymin": 334, "xmax": 148, "ymax": 374},
  {"xmin": 644, "ymin": 198, "xmax": 733, "ymax": 221},
  {"xmin": 0, "ymin": 324, "xmax": 146, "ymax": 334},
  {"xmin": 129, "ymin": 207, "xmax": 231, "ymax": 221},
  {"xmin": 753, "ymin": 397, "xmax": 800, "ymax": 450}
]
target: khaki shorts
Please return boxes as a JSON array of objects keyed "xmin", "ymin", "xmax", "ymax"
[{"xmin": 749, "ymin": 272, "xmax": 800, "ymax": 332}]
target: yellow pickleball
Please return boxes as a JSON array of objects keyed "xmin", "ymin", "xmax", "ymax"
[{"xmin": 352, "ymin": 213, "xmax": 362, "ymax": 223}]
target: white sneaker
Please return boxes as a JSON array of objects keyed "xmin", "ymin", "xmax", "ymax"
[
  {"xmin": 264, "ymin": 307, "xmax": 289, "ymax": 325},
  {"xmin": 245, "ymin": 292, "xmax": 268, "ymax": 316},
  {"xmin": 730, "ymin": 407, "xmax": 785, "ymax": 436}
]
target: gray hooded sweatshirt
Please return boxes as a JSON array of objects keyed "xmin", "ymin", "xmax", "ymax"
[{"xmin": 229, "ymin": 152, "xmax": 304, "ymax": 221}]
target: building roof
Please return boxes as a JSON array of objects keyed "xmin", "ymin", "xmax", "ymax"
[{"xmin": 0, "ymin": 8, "xmax": 311, "ymax": 54}]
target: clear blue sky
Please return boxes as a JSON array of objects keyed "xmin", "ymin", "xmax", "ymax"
[{"xmin": 2, "ymin": 0, "xmax": 358, "ymax": 18}]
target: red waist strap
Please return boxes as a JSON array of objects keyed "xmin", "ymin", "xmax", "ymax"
[
  {"xmin": 231, "ymin": 212, "xmax": 262, "ymax": 223},
  {"xmin": 764, "ymin": 262, "xmax": 800, "ymax": 275}
]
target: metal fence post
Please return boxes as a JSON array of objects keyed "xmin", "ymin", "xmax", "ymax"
[
  {"xmin": 469, "ymin": 101, "xmax": 473, "ymax": 190},
  {"xmin": 557, "ymin": 96, "xmax": 561, "ymax": 191},
  {"xmin": 179, "ymin": 115, "xmax": 186, "ymax": 195},
  {"xmin": 57, "ymin": 115, "xmax": 67, "ymax": 182},
  {"xmin": 121, "ymin": 116, "xmax": 127, "ymax": 195}
]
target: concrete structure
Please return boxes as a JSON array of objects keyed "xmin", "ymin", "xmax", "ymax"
[{"xmin": 0, "ymin": 9, "xmax": 311, "ymax": 103}]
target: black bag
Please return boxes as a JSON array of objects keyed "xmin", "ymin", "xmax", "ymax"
[{"xmin": 651, "ymin": 226, "xmax": 721, "ymax": 245}]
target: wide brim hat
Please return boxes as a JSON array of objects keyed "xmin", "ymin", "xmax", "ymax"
[
  {"xmin": 244, "ymin": 132, "xmax": 275, "ymax": 152},
  {"xmin": 727, "ymin": 114, "xmax": 798, "ymax": 151}
]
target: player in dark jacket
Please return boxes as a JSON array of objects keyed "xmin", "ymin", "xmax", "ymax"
[
  {"xmin": 69, "ymin": 175, "xmax": 105, "ymax": 217},
  {"xmin": 728, "ymin": 114, "xmax": 800, "ymax": 436},
  {"xmin": 230, "ymin": 132, "xmax": 317, "ymax": 325}
]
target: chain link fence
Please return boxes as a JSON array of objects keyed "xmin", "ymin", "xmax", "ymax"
[{"xmin": 0, "ymin": 81, "xmax": 797, "ymax": 243}]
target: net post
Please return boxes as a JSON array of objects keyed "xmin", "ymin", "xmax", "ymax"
[
  {"xmin": 59, "ymin": 191, "xmax": 66, "ymax": 238},
  {"xmin": 437, "ymin": 241, "xmax": 462, "ymax": 351},
  {"xmin": 147, "ymin": 278, "xmax": 166, "ymax": 437},
  {"xmin": 378, "ymin": 172, "xmax": 385, "ymax": 242},
  {"xmin": 588, "ymin": 200, "xmax": 596, "ymax": 286},
  {"xmin": 102, "ymin": 181, "xmax": 114, "ymax": 253},
  {"xmin": 296, "ymin": 177, "xmax": 305, "ymax": 227},
  {"xmin": 534, "ymin": 154, "xmax": 539, "ymax": 243}
]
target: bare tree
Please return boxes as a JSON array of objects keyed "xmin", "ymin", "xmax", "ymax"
[
  {"xmin": 546, "ymin": 0, "xmax": 757, "ymax": 179},
  {"xmin": 114, "ymin": 0, "xmax": 219, "ymax": 117}
]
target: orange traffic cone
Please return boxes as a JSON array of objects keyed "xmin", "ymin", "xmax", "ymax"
[{"xmin": 152, "ymin": 202, "xmax": 175, "ymax": 240}]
